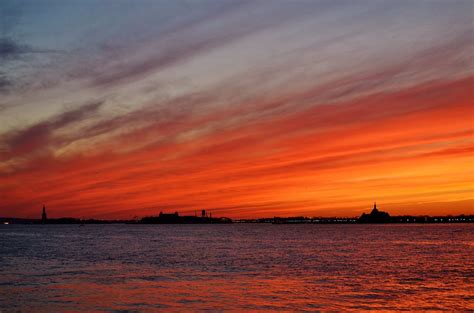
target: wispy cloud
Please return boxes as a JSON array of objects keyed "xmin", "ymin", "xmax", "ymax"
[
  {"xmin": 1, "ymin": 101, "xmax": 103, "ymax": 160},
  {"xmin": 0, "ymin": 0, "xmax": 472, "ymax": 218}
]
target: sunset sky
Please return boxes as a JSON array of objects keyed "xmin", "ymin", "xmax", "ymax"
[{"xmin": 1, "ymin": 0, "xmax": 473, "ymax": 219}]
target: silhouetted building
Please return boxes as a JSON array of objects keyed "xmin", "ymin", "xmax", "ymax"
[
  {"xmin": 140, "ymin": 210, "xmax": 232, "ymax": 224},
  {"xmin": 41, "ymin": 205, "xmax": 47, "ymax": 224},
  {"xmin": 358, "ymin": 202, "xmax": 391, "ymax": 223},
  {"xmin": 158, "ymin": 211, "xmax": 180, "ymax": 223}
]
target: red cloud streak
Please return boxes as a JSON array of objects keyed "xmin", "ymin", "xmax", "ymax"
[{"xmin": 1, "ymin": 77, "xmax": 473, "ymax": 218}]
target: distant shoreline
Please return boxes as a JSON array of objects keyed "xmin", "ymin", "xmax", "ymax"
[{"xmin": 1, "ymin": 215, "xmax": 472, "ymax": 225}]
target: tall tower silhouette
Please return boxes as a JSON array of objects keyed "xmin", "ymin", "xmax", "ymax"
[
  {"xmin": 41, "ymin": 205, "xmax": 47, "ymax": 224},
  {"xmin": 372, "ymin": 202, "xmax": 379, "ymax": 214}
]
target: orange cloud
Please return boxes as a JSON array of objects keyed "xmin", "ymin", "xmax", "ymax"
[{"xmin": 1, "ymin": 77, "xmax": 472, "ymax": 219}]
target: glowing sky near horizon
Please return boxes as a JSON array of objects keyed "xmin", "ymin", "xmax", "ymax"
[{"xmin": 0, "ymin": 0, "xmax": 473, "ymax": 219}]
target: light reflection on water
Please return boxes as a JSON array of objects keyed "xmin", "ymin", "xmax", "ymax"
[{"xmin": 1, "ymin": 224, "xmax": 473, "ymax": 311}]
